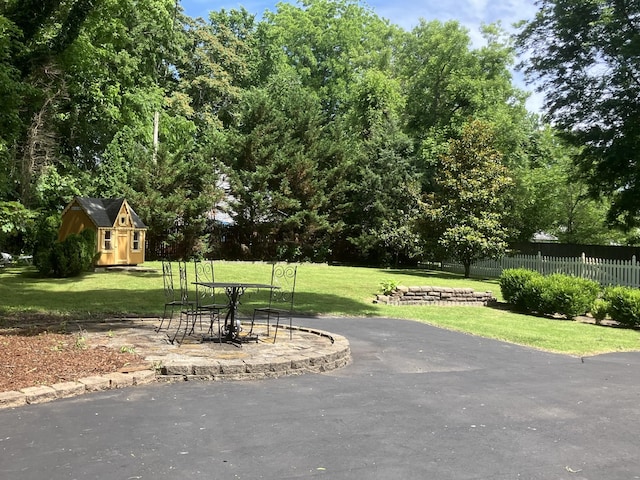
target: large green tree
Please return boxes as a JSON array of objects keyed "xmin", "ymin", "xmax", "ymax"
[
  {"xmin": 398, "ymin": 21, "xmax": 527, "ymax": 147},
  {"xmin": 215, "ymin": 0, "xmax": 415, "ymax": 262},
  {"xmin": 59, "ymin": 0, "xmax": 180, "ymax": 169},
  {"xmin": 81, "ymin": 2, "xmax": 240, "ymax": 258},
  {"xmin": 0, "ymin": 0, "xmax": 99, "ymax": 207},
  {"xmin": 265, "ymin": 0, "xmax": 398, "ymax": 117},
  {"xmin": 337, "ymin": 69, "xmax": 420, "ymax": 265},
  {"xmin": 0, "ymin": 15, "xmax": 23, "ymax": 198},
  {"xmin": 398, "ymin": 19, "xmax": 530, "ymax": 240},
  {"xmin": 418, "ymin": 119, "xmax": 514, "ymax": 277},
  {"xmin": 221, "ymin": 70, "xmax": 336, "ymax": 261},
  {"xmin": 516, "ymin": 0, "xmax": 640, "ymax": 227},
  {"xmin": 509, "ymin": 125, "xmax": 628, "ymax": 245}
]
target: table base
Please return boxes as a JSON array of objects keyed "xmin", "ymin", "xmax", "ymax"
[{"xmin": 201, "ymin": 332, "xmax": 259, "ymax": 347}]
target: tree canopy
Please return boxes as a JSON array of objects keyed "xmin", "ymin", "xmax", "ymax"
[
  {"xmin": 0, "ymin": 0, "xmax": 626, "ymax": 265},
  {"xmin": 517, "ymin": 0, "xmax": 640, "ymax": 228}
]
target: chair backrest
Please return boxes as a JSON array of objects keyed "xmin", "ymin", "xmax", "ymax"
[
  {"xmin": 162, "ymin": 260, "xmax": 175, "ymax": 301},
  {"xmin": 193, "ymin": 259, "xmax": 216, "ymax": 303},
  {"xmin": 177, "ymin": 260, "xmax": 190, "ymax": 303},
  {"xmin": 269, "ymin": 263, "xmax": 297, "ymax": 311}
]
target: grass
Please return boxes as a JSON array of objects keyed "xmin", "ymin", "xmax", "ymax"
[{"xmin": 1, "ymin": 261, "xmax": 640, "ymax": 356}]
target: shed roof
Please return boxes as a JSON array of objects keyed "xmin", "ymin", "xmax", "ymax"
[{"xmin": 73, "ymin": 198, "xmax": 146, "ymax": 229}]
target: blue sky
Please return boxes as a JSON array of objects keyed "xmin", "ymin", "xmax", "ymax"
[{"xmin": 179, "ymin": 0, "xmax": 542, "ymax": 112}]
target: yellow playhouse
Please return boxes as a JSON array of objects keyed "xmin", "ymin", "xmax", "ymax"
[{"xmin": 59, "ymin": 197, "xmax": 147, "ymax": 266}]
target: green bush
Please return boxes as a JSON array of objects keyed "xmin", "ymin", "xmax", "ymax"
[
  {"xmin": 33, "ymin": 215, "xmax": 61, "ymax": 276},
  {"xmin": 36, "ymin": 228, "xmax": 98, "ymax": 278},
  {"xmin": 520, "ymin": 273, "xmax": 549, "ymax": 314},
  {"xmin": 591, "ymin": 298, "xmax": 609, "ymax": 325},
  {"xmin": 499, "ymin": 268, "xmax": 542, "ymax": 310},
  {"xmin": 602, "ymin": 286, "xmax": 640, "ymax": 327},
  {"xmin": 501, "ymin": 269, "xmax": 601, "ymax": 319},
  {"xmin": 540, "ymin": 274, "xmax": 600, "ymax": 319}
]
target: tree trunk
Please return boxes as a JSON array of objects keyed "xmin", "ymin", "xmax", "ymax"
[{"xmin": 463, "ymin": 261, "xmax": 471, "ymax": 278}]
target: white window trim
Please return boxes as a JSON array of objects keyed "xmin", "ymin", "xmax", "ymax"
[
  {"xmin": 104, "ymin": 230, "xmax": 113, "ymax": 251},
  {"xmin": 132, "ymin": 231, "xmax": 140, "ymax": 251}
]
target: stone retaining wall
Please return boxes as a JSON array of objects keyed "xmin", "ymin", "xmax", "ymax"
[
  {"xmin": 375, "ymin": 286, "xmax": 496, "ymax": 306},
  {"xmin": 0, "ymin": 369, "xmax": 157, "ymax": 409},
  {"xmin": 157, "ymin": 327, "xmax": 351, "ymax": 382}
]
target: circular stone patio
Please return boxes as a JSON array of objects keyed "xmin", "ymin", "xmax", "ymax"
[
  {"xmin": 0, "ymin": 318, "xmax": 351, "ymax": 409},
  {"xmin": 90, "ymin": 318, "xmax": 352, "ymax": 382}
]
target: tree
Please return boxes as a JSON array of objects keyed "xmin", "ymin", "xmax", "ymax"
[
  {"xmin": 61, "ymin": 1, "xmax": 229, "ymax": 258},
  {"xmin": 0, "ymin": 0, "xmax": 101, "ymax": 207},
  {"xmin": 336, "ymin": 69, "xmax": 420, "ymax": 265},
  {"xmin": 398, "ymin": 20, "xmax": 527, "ymax": 146},
  {"xmin": 0, "ymin": 15, "xmax": 24, "ymax": 198},
  {"xmin": 58, "ymin": 0, "xmax": 181, "ymax": 169},
  {"xmin": 516, "ymin": 0, "xmax": 640, "ymax": 227},
  {"xmin": 93, "ymin": 112, "xmax": 223, "ymax": 259},
  {"xmin": 176, "ymin": 11, "xmax": 254, "ymax": 130},
  {"xmin": 418, "ymin": 120, "xmax": 513, "ymax": 277},
  {"xmin": 265, "ymin": 0, "xmax": 397, "ymax": 117},
  {"xmin": 221, "ymin": 70, "xmax": 336, "ymax": 261},
  {"xmin": 0, "ymin": 201, "xmax": 37, "ymax": 254},
  {"xmin": 518, "ymin": 126, "xmax": 628, "ymax": 244}
]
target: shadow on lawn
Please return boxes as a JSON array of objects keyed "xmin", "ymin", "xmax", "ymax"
[
  {"xmin": 229, "ymin": 290, "xmax": 377, "ymax": 319},
  {"xmin": 0, "ymin": 286, "xmax": 375, "ymax": 337},
  {"xmin": 0, "ymin": 264, "xmax": 506, "ymax": 338},
  {"xmin": 378, "ymin": 267, "xmax": 500, "ymax": 284}
]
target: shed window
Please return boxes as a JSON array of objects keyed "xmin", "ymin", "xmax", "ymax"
[
  {"xmin": 120, "ymin": 215, "xmax": 126, "ymax": 225},
  {"xmin": 132, "ymin": 231, "xmax": 140, "ymax": 251},
  {"xmin": 104, "ymin": 231, "xmax": 112, "ymax": 250}
]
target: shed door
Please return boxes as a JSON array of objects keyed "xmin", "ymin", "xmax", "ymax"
[{"xmin": 117, "ymin": 232, "xmax": 129, "ymax": 264}]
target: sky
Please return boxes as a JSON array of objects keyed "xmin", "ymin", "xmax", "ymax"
[{"xmin": 179, "ymin": 0, "xmax": 543, "ymax": 112}]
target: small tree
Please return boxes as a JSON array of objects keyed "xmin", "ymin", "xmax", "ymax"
[{"xmin": 419, "ymin": 119, "xmax": 513, "ymax": 277}]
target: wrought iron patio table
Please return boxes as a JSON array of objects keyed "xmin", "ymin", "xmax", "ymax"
[{"xmin": 193, "ymin": 282, "xmax": 278, "ymax": 344}]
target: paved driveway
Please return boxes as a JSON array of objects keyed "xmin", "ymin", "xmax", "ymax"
[{"xmin": 2, "ymin": 317, "xmax": 640, "ymax": 479}]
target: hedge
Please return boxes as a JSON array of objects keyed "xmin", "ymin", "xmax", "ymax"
[{"xmin": 499, "ymin": 269, "xmax": 600, "ymax": 319}]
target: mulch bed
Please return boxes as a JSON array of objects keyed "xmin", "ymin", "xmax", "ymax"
[{"xmin": 0, "ymin": 315, "xmax": 146, "ymax": 392}]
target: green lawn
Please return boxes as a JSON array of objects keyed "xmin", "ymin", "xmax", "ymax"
[{"xmin": 1, "ymin": 261, "xmax": 639, "ymax": 356}]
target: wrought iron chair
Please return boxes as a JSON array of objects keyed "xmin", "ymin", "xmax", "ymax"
[
  {"xmin": 168, "ymin": 261, "xmax": 197, "ymax": 344},
  {"xmin": 157, "ymin": 260, "xmax": 181, "ymax": 332},
  {"xmin": 192, "ymin": 259, "xmax": 228, "ymax": 339},
  {"xmin": 251, "ymin": 263, "xmax": 297, "ymax": 342}
]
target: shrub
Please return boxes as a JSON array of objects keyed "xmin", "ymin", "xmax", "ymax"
[
  {"xmin": 36, "ymin": 228, "xmax": 98, "ymax": 278},
  {"xmin": 519, "ymin": 273, "xmax": 548, "ymax": 314},
  {"xmin": 380, "ymin": 279, "xmax": 399, "ymax": 295},
  {"xmin": 501, "ymin": 269, "xmax": 601, "ymax": 319},
  {"xmin": 591, "ymin": 299, "xmax": 609, "ymax": 325},
  {"xmin": 602, "ymin": 286, "xmax": 640, "ymax": 328},
  {"xmin": 499, "ymin": 268, "xmax": 542, "ymax": 310},
  {"xmin": 540, "ymin": 274, "xmax": 600, "ymax": 319},
  {"xmin": 33, "ymin": 215, "xmax": 61, "ymax": 276}
]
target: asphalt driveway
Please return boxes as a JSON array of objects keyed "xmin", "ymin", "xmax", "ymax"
[{"xmin": 2, "ymin": 317, "xmax": 640, "ymax": 479}]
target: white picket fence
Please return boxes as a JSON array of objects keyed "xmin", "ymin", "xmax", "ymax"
[{"xmin": 441, "ymin": 253, "xmax": 640, "ymax": 288}]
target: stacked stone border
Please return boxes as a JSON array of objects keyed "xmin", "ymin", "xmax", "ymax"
[
  {"xmin": 158, "ymin": 327, "xmax": 350, "ymax": 383},
  {"xmin": 0, "ymin": 369, "xmax": 157, "ymax": 409},
  {"xmin": 0, "ymin": 326, "xmax": 351, "ymax": 409},
  {"xmin": 375, "ymin": 286, "xmax": 496, "ymax": 306}
]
